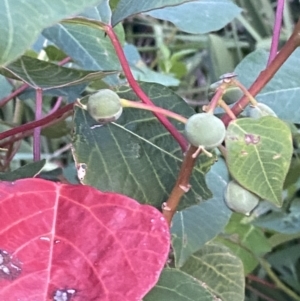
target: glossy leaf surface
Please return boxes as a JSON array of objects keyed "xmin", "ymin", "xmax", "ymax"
[
  {"xmin": 226, "ymin": 116, "xmax": 293, "ymax": 206},
  {"xmin": 0, "ymin": 178, "xmax": 170, "ymax": 301}
]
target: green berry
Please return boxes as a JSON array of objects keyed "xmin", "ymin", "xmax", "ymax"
[
  {"xmin": 224, "ymin": 180, "xmax": 259, "ymax": 215},
  {"xmin": 248, "ymin": 103, "xmax": 277, "ymax": 119},
  {"xmin": 222, "ymin": 86, "xmax": 243, "ymax": 104},
  {"xmin": 184, "ymin": 113, "xmax": 226, "ymax": 149},
  {"xmin": 87, "ymin": 89, "xmax": 122, "ymax": 123}
]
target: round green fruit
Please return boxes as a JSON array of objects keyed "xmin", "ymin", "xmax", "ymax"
[
  {"xmin": 184, "ymin": 113, "xmax": 226, "ymax": 149},
  {"xmin": 224, "ymin": 180, "xmax": 259, "ymax": 215},
  {"xmin": 248, "ymin": 103, "xmax": 277, "ymax": 119},
  {"xmin": 87, "ymin": 89, "xmax": 122, "ymax": 123},
  {"xmin": 222, "ymin": 86, "xmax": 243, "ymax": 104}
]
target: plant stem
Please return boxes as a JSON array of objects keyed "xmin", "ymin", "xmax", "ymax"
[
  {"xmin": 104, "ymin": 24, "xmax": 188, "ymax": 152},
  {"xmin": 0, "ymin": 57, "xmax": 71, "ymax": 108},
  {"xmin": 162, "ymin": 145, "xmax": 199, "ymax": 226},
  {"xmin": 0, "ymin": 103, "xmax": 74, "ymax": 141},
  {"xmin": 259, "ymin": 258, "xmax": 300, "ymax": 301},
  {"xmin": 222, "ymin": 18, "xmax": 300, "ymax": 126},
  {"xmin": 0, "ymin": 84, "xmax": 28, "ymax": 107},
  {"xmin": 120, "ymin": 99, "xmax": 188, "ymax": 124},
  {"xmin": 33, "ymin": 88, "xmax": 43, "ymax": 161},
  {"xmin": 268, "ymin": 0, "xmax": 284, "ymax": 65}
]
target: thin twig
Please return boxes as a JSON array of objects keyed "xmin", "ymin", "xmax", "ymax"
[
  {"xmin": 33, "ymin": 88, "xmax": 43, "ymax": 161},
  {"xmin": 268, "ymin": 0, "xmax": 285, "ymax": 65}
]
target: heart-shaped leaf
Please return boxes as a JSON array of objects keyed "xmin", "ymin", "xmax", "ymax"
[
  {"xmin": 226, "ymin": 116, "xmax": 293, "ymax": 206},
  {"xmin": 0, "ymin": 178, "xmax": 170, "ymax": 301}
]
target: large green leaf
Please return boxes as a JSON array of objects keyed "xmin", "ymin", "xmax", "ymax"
[
  {"xmin": 146, "ymin": 0, "xmax": 242, "ymax": 34},
  {"xmin": 235, "ymin": 48, "xmax": 300, "ymax": 124},
  {"xmin": 172, "ymin": 158, "xmax": 232, "ymax": 267},
  {"xmin": 226, "ymin": 116, "xmax": 293, "ymax": 206},
  {"xmin": 218, "ymin": 214, "xmax": 271, "ymax": 274},
  {"xmin": 43, "ymin": 23, "xmax": 122, "ymax": 71},
  {"xmin": 144, "ymin": 268, "xmax": 214, "ymax": 301},
  {"xmin": 180, "ymin": 242, "xmax": 245, "ymax": 301},
  {"xmin": 0, "ymin": 56, "xmax": 116, "ymax": 89},
  {"xmin": 72, "ymin": 83, "xmax": 212, "ymax": 210},
  {"xmin": 112, "ymin": 0, "xmax": 197, "ymax": 26},
  {"xmin": 0, "ymin": 0, "xmax": 106, "ymax": 66}
]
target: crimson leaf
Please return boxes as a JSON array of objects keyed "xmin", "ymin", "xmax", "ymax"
[{"xmin": 0, "ymin": 178, "xmax": 170, "ymax": 301}]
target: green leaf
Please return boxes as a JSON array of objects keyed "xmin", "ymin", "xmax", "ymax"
[
  {"xmin": 267, "ymin": 245, "xmax": 300, "ymax": 294},
  {"xmin": 218, "ymin": 214, "xmax": 271, "ymax": 274},
  {"xmin": 226, "ymin": 116, "xmax": 293, "ymax": 206},
  {"xmin": 0, "ymin": 160, "xmax": 46, "ymax": 181},
  {"xmin": 253, "ymin": 199, "xmax": 300, "ymax": 234},
  {"xmin": 235, "ymin": 48, "xmax": 300, "ymax": 124},
  {"xmin": 146, "ymin": 0, "xmax": 242, "ymax": 34},
  {"xmin": 112, "ymin": 0, "xmax": 196, "ymax": 26},
  {"xmin": 0, "ymin": 0, "xmax": 106, "ymax": 66},
  {"xmin": 80, "ymin": 0, "xmax": 111, "ymax": 24},
  {"xmin": 172, "ymin": 158, "xmax": 232, "ymax": 267},
  {"xmin": 72, "ymin": 83, "xmax": 212, "ymax": 210},
  {"xmin": 144, "ymin": 268, "xmax": 214, "ymax": 301},
  {"xmin": 180, "ymin": 242, "xmax": 245, "ymax": 301},
  {"xmin": 0, "ymin": 56, "xmax": 116, "ymax": 89},
  {"xmin": 43, "ymin": 22, "xmax": 122, "ymax": 71}
]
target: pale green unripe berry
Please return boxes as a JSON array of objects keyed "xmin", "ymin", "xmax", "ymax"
[
  {"xmin": 222, "ymin": 86, "xmax": 243, "ymax": 104},
  {"xmin": 224, "ymin": 180, "xmax": 259, "ymax": 215},
  {"xmin": 208, "ymin": 82, "xmax": 243, "ymax": 105},
  {"xmin": 249, "ymin": 103, "xmax": 277, "ymax": 119},
  {"xmin": 184, "ymin": 113, "xmax": 226, "ymax": 149},
  {"xmin": 87, "ymin": 89, "xmax": 122, "ymax": 123}
]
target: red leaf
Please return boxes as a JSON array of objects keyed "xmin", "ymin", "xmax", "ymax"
[{"xmin": 0, "ymin": 178, "xmax": 170, "ymax": 301}]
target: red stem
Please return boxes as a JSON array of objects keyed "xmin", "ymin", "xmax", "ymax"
[
  {"xmin": 268, "ymin": 0, "xmax": 284, "ymax": 65},
  {"xmin": 33, "ymin": 88, "xmax": 43, "ymax": 161},
  {"xmin": 0, "ymin": 57, "xmax": 71, "ymax": 108},
  {"xmin": 104, "ymin": 25, "xmax": 188, "ymax": 152},
  {"xmin": 0, "ymin": 103, "xmax": 74, "ymax": 141},
  {"xmin": 222, "ymin": 18, "xmax": 300, "ymax": 126}
]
